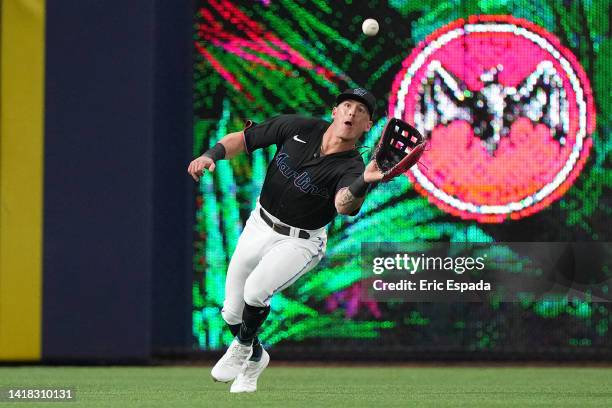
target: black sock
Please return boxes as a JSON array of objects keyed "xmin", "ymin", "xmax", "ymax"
[
  {"xmin": 228, "ymin": 323, "xmax": 241, "ymax": 337},
  {"xmin": 231, "ymin": 316, "xmax": 263, "ymax": 361},
  {"xmin": 251, "ymin": 337, "xmax": 263, "ymax": 362},
  {"xmin": 238, "ymin": 304, "xmax": 270, "ymax": 345},
  {"xmin": 232, "ymin": 321, "xmax": 263, "ymax": 361}
]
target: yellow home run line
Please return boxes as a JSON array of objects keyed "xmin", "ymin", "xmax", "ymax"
[{"xmin": 0, "ymin": 0, "xmax": 45, "ymax": 360}]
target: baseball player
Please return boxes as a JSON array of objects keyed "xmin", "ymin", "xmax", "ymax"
[{"xmin": 188, "ymin": 88, "xmax": 384, "ymax": 393}]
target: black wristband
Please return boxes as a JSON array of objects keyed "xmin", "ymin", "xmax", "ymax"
[
  {"xmin": 203, "ymin": 143, "xmax": 226, "ymax": 162},
  {"xmin": 348, "ymin": 174, "xmax": 370, "ymax": 198}
]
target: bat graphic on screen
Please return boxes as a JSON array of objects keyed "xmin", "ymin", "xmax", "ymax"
[{"xmin": 414, "ymin": 60, "xmax": 569, "ymax": 154}]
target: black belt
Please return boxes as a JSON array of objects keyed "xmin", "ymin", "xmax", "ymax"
[{"xmin": 259, "ymin": 209, "xmax": 310, "ymax": 239}]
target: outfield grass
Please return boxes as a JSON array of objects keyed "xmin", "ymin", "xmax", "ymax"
[{"xmin": 0, "ymin": 366, "xmax": 611, "ymax": 407}]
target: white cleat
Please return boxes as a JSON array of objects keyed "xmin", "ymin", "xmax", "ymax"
[
  {"xmin": 230, "ymin": 349, "xmax": 270, "ymax": 393},
  {"xmin": 211, "ymin": 338, "xmax": 253, "ymax": 383}
]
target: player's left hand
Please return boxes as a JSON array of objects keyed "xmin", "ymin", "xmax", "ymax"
[
  {"xmin": 363, "ymin": 160, "xmax": 384, "ymax": 183},
  {"xmin": 374, "ymin": 118, "xmax": 427, "ymax": 182}
]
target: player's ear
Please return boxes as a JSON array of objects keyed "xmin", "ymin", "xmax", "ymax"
[
  {"xmin": 332, "ymin": 106, "xmax": 337, "ymax": 118},
  {"xmin": 365, "ymin": 120, "xmax": 373, "ymax": 132}
]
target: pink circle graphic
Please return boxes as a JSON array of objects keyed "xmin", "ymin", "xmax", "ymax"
[{"xmin": 389, "ymin": 15, "xmax": 596, "ymax": 223}]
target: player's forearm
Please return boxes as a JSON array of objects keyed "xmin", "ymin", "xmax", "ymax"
[
  {"xmin": 202, "ymin": 131, "xmax": 245, "ymax": 161},
  {"xmin": 219, "ymin": 131, "xmax": 247, "ymax": 158},
  {"xmin": 335, "ymin": 174, "xmax": 376, "ymax": 214},
  {"xmin": 335, "ymin": 187, "xmax": 366, "ymax": 215}
]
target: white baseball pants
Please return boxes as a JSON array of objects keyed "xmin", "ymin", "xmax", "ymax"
[{"xmin": 221, "ymin": 202, "xmax": 327, "ymax": 325}]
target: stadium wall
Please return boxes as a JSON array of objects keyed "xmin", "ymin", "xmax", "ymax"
[{"xmin": 0, "ymin": 0, "xmax": 193, "ymax": 362}]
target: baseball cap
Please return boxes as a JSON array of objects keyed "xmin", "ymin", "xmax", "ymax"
[{"xmin": 335, "ymin": 88, "xmax": 376, "ymax": 118}]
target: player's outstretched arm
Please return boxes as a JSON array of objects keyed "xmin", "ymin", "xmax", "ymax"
[
  {"xmin": 335, "ymin": 160, "xmax": 383, "ymax": 215},
  {"xmin": 187, "ymin": 131, "xmax": 245, "ymax": 181}
]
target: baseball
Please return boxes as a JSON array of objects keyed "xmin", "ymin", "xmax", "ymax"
[{"xmin": 362, "ymin": 18, "xmax": 379, "ymax": 36}]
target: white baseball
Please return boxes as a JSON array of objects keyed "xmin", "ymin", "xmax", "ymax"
[{"xmin": 362, "ymin": 18, "xmax": 379, "ymax": 36}]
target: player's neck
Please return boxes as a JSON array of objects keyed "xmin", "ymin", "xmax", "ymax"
[{"xmin": 321, "ymin": 128, "xmax": 357, "ymax": 155}]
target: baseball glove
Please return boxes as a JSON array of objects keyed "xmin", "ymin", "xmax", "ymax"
[{"xmin": 374, "ymin": 118, "xmax": 427, "ymax": 182}]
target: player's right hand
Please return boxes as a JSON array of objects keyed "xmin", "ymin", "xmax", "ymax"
[
  {"xmin": 363, "ymin": 159, "xmax": 384, "ymax": 183},
  {"xmin": 187, "ymin": 155, "xmax": 216, "ymax": 182}
]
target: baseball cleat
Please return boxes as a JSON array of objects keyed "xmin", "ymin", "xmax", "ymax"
[
  {"xmin": 211, "ymin": 338, "xmax": 253, "ymax": 383},
  {"xmin": 230, "ymin": 349, "xmax": 270, "ymax": 393}
]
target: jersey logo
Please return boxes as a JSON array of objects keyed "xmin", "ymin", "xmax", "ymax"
[
  {"xmin": 292, "ymin": 135, "xmax": 307, "ymax": 144},
  {"xmin": 388, "ymin": 15, "xmax": 595, "ymax": 223}
]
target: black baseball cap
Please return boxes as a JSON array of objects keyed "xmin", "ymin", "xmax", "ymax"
[{"xmin": 335, "ymin": 88, "xmax": 376, "ymax": 118}]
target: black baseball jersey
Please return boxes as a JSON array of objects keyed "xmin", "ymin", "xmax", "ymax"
[{"xmin": 244, "ymin": 114, "xmax": 364, "ymax": 229}]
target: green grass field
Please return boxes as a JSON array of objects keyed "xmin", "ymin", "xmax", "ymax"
[{"xmin": 1, "ymin": 366, "xmax": 611, "ymax": 407}]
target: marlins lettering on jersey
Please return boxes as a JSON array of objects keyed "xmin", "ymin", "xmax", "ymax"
[{"xmin": 275, "ymin": 152, "xmax": 330, "ymax": 198}]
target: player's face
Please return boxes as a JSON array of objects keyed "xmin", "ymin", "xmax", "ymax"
[{"xmin": 332, "ymin": 100, "xmax": 373, "ymax": 140}]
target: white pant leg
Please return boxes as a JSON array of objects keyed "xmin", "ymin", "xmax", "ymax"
[
  {"xmin": 221, "ymin": 211, "xmax": 271, "ymax": 325},
  {"xmin": 243, "ymin": 234, "xmax": 326, "ymax": 307}
]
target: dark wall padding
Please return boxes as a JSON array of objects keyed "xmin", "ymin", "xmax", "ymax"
[{"xmin": 43, "ymin": 0, "xmax": 192, "ymax": 361}]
